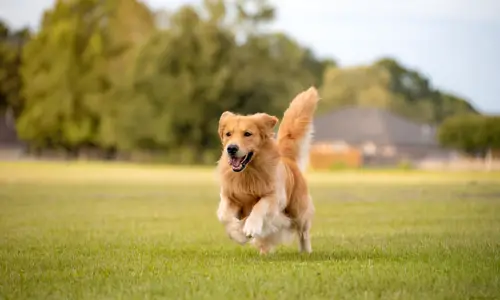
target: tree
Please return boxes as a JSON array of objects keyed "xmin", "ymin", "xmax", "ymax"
[
  {"xmin": 17, "ymin": 0, "xmax": 156, "ymax": 155},
  {"xmin": 17, "ymin": 0, "xmax": 324, "ymax": 162},
  {"xmin": 437, "ymin": 91, "xmax": 477, "ymax": 121},
  {"xmin": 319, "ymin": 58, "xmax": 477, "ymax": 124},
  {"xmin": 92, "ymin": 0, "xmax": 156, "ymax": 153},
  {"xmin": 0, "ymin": 20, "xmax": 30, "ymax": 116},
  {"xmin": 319, "ymin": 64, "xmax": 394, "ymax": 111},
  {"xmin": 118, "ymin": 4, "xmax": 237, "ymax": 162},
  {"xmin": 229, "ymin": 33, "xmax": 319, "ymax": 114},
  {"xmin": 109, "ymin": 1, "xmax": 323, "ymax": 163},
  {"xmin": 438, "ymin": 114, "xmax": 500, "ymax": 156},
  {"xmin": 375, "ymin": 58, "xmax": 477, "ymax": 123},
  {"xmin": 375, "ymin": 58, "xmax": 433, "ymax": 102},
  {"xmin": 232, "ymin": 0, "xmax": 275, "ymax": 38},
  {"xmin": 301, "ymin": 48, "xmax": 336, "ymax": 88}
]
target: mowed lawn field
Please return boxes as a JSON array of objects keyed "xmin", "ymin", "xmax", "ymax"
[{"xmin": 1, "ymin": 162, "xmax": 499, "ymax": 299}]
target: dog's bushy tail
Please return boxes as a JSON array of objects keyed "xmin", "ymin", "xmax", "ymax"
[{"xmin": 277, "ymin": 86, "xmax": 320, "ymax": 172}]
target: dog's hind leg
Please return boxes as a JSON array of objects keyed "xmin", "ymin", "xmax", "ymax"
[
  {"xmin": 298, "ymin": 219, "xmax": 312, "ymax": 253},
  {"xmin": 296, "ymin": 196, "xmax": 314, "ymax": 253}
]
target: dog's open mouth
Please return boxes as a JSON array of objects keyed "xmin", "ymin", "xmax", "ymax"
[{"xmin": 228, "ymin": 152, "xmax": 254, "ymax": 172}]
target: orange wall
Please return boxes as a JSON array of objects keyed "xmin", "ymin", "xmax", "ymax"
[{"xmin": 309, "ymin": 144, "xmax": 362, "ymax": 169}]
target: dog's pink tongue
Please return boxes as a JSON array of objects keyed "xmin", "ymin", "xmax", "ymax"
[{"xmin": 230, "ymin": 157, "xmax": 243, "ymax": 168}]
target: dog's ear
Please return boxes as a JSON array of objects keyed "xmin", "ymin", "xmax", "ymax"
[
  {"xmin": 256, "ymin": 113, "xmax": 278, "ymax": 129},
  {"xmin": 218, "ymin": 111, "xmax": 235, "ymax": 139},
  {"xmin": 254, "ymin": 113, "xmax": 279, "ymax": 137},
  {"xmin": 220, "ymin": 111, "xmax": 235, "ymax": 121}
]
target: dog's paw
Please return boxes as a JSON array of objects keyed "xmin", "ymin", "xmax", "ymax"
[
  {"xmin": 243, "ymin": 215, "xmax": 264, "ymax": 238},
  {"xmin": 229, "ymin": 230, "xmax": 249, "ymax": 245},
  {"xmin": 226, "ymin": 219, "xmax": 249, "ymax": 245}
]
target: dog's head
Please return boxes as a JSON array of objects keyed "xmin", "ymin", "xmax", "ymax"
[{"xmin": 218, "ymin": 111, "xmax": 278, "ymax": 172}]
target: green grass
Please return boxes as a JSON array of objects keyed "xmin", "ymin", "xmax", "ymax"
[{"xmin": 1, "ymin": 162, "xmax": 499, "ymax": 299}]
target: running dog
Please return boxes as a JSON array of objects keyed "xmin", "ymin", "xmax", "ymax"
[{"xmin": 216, "ymin": 87, "xmax": 319, "ymax": 254}]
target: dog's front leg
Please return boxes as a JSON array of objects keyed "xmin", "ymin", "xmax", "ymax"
[
  {"xmin": 217, "ymin": 193, "xmax": 249, "ymax": 245},
  {"xmin": 243, "ymin": 195, "xmax": 290, "ymax": 239}
]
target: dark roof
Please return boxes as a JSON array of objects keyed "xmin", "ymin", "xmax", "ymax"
[{"xmin": 313, "ymin": 107, "xmax": 438, "ymax": 146}]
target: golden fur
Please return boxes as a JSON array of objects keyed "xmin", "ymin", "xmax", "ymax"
[{"xmin": 216, "ymin": 87, "xmax": 319, "ymax": 254}]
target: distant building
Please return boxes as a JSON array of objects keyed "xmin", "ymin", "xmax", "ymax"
[{"xmin": 310, "ymin": 107, "xmax": 456, "ymax": 169}]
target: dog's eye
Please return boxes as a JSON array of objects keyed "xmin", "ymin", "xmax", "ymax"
[
  {"xmin": 244, "ymin": 132, "xmax": 252, "ymax": 137},
  {"xmin": 225, "ymin": 132, "xmax": 231, "ymax": 137}
]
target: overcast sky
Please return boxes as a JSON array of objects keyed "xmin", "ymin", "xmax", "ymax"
[{"xmin": 1, "ymin": 0, "xmax": 499, "ymax": 113}]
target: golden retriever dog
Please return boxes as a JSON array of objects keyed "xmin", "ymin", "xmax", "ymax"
[{"xmin": 216, "ymin": 86, "xmax": 319, "ymax": 254}]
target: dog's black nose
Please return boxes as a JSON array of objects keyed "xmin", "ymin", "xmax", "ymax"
[{"xmin": 227, "ymin": 144, "xmax": 239, "ymax": 155}]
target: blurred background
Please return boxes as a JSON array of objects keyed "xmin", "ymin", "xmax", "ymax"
[{"xmin": 0, "ymin": 0, "xmax": 499, "ymax": 170}]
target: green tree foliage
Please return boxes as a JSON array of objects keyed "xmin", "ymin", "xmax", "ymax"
[
  {"xmin": 438, "ymin": 114, "xmax": 500, "ymax": 155},
  {"xmin": 91, "ymin": 0, "xmax": 156, "ymax": 152},
  {"xmin": 0, "ymin": 20, "xmax": 30, "ymax": 115},
  {"xmin": 320, "ymin": 64, "xmax": 394, "ymax": 109},
  {"xmin": 118, "ymin": 4, "xmax": 237, "ymax": 162},
  {"xmin": 232, "ymin": 0, "xmax": 276, "ymax": 36},
  {"xmin": 320, "ymin": 58, "xmax": 477, "ymax": 124},
  {"xmin": 115, "ymin": 2, "xmax": 322, "ymax": 163},
  {"xmin": 18, "ymin": 0, "xmax": 155, "ymax": 154},
  {"xmin": 301, "ymin": 49, "xmax": 336, "ymax": 87},
  {"xmin": 229, "ymin": 33, "xmax": 318, "ymax": 114}
]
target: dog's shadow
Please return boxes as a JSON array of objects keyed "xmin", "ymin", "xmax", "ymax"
[
  {"xmin": 167, "ymin": 245, "xmax": 401, "ymax": 263},
  {"xmin": 249, "ymin": 250, "xmax": 395, "ymax": 262},
  {"xmin": 196, "ymin": 247, "xmax": 399, "ymax": 263}
]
